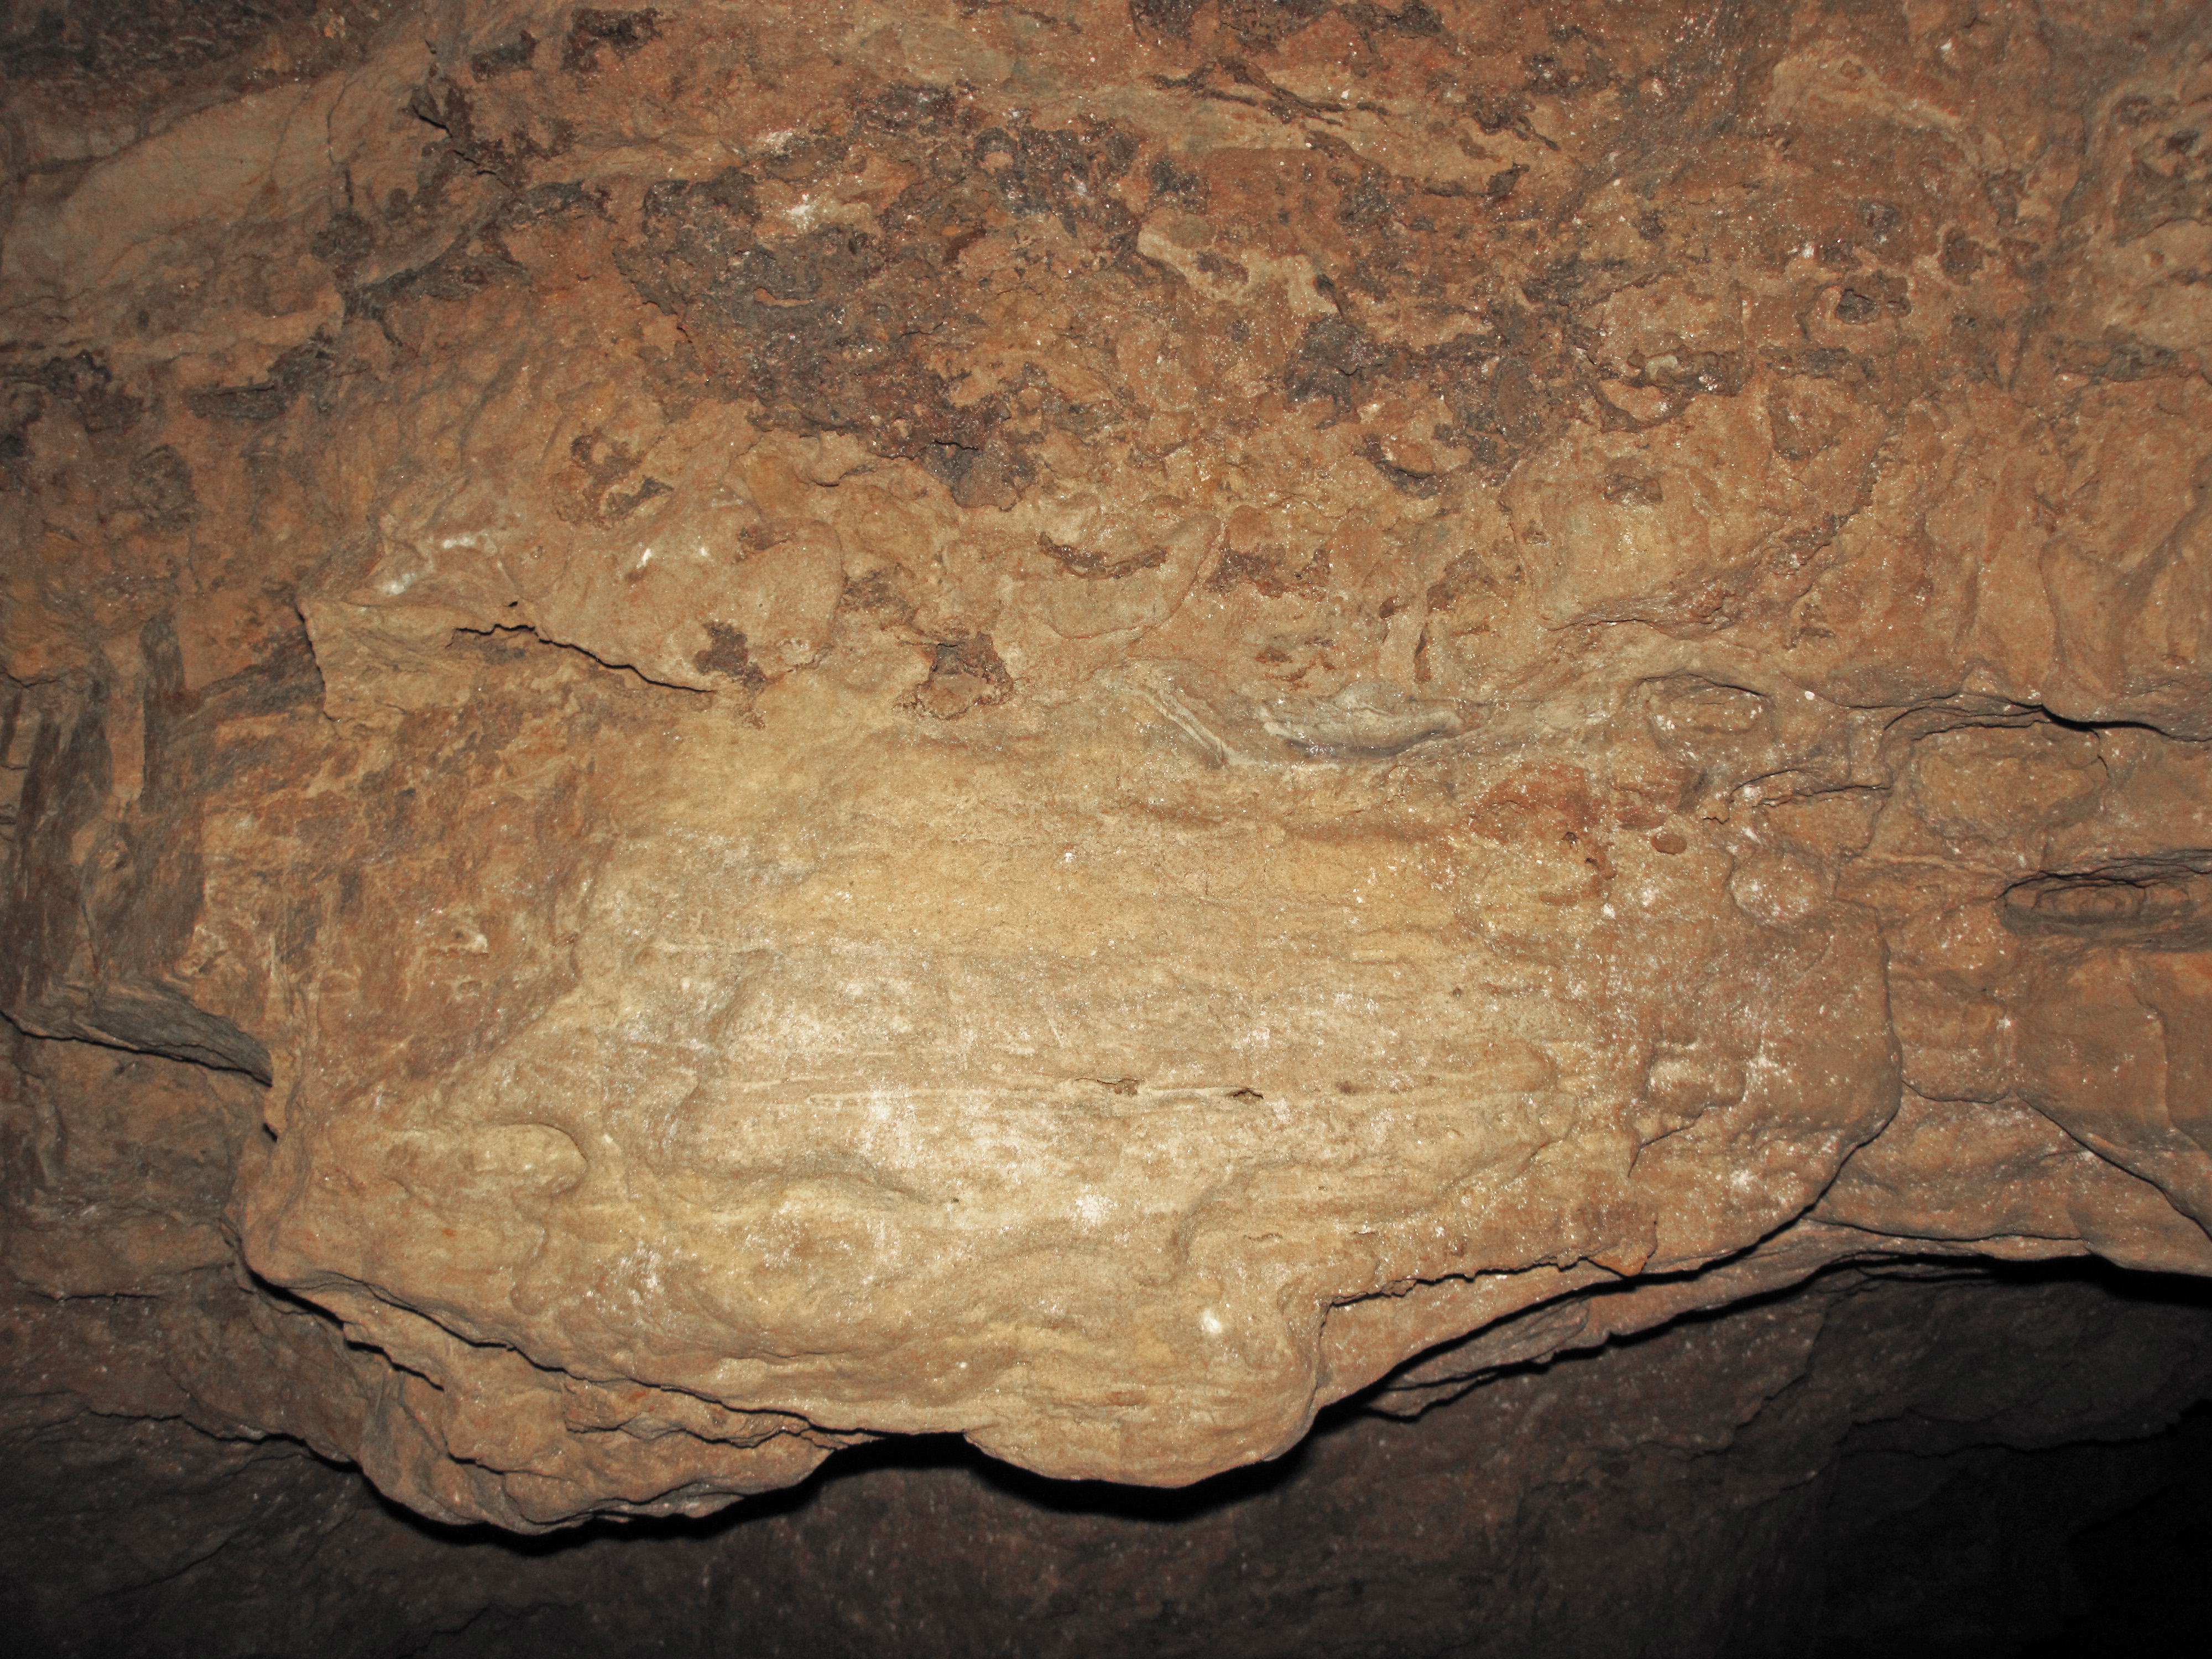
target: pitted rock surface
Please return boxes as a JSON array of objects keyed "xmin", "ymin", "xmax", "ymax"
[{"xmin": 4, "ymin": 0, "xmax": 2211, "ymax": 1529}]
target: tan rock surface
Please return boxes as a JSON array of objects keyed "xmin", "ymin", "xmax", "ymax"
[{"xmin": 3, "ymin": 0, "xmax": 2210, "ymax": 1529}]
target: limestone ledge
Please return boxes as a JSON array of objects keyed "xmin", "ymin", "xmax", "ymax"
[{"xmin": 3, "ymin": 0, "xmax": 2210, "ymax": 1528}]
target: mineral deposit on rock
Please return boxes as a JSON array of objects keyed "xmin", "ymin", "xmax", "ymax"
[{"xmin": 3, "ymin": 0, "xmax": 2210, "ymax": 1532}]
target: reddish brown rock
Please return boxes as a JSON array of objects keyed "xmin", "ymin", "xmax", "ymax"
[{"xmin": 2, "ymin": 0, "xmax": 2210, "ymax": 1535}]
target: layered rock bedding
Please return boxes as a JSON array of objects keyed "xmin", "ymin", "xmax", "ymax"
[{"xmin": 3, "ymin": 0, "xmax": 2210, "ymax": 1552}]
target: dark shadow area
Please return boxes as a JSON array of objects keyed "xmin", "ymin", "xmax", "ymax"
[
  {"xmin": 1395, "ymin": 1248, "xmax": 2212, "ymax": 1416},
  {"xmin": 2012, "ymin": 1401, "xmax": 2212, "ymax": 1659},
  {"xmin": 9, "ymin": 1256, "xmax": 2212, "ymax": 1658},
  {"xmin": 1809, "ymin": 1400, "xmax": 2212, "ymax": 1659}
]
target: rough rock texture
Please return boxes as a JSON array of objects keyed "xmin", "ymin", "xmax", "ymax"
[
  {"xmin": 3, "ymin": 0, "xmax": 2211, "ymax": 1538},
  {"xmin": 9, "ymin": 1261, "xmax": 2212, "ymax": 1658}
]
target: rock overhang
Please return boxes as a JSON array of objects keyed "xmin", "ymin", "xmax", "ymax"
[{"xmin": 2, "ymin": 0, "xmax": 2209, "ymax": 1532}]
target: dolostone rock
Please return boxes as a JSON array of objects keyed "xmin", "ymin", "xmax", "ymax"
[{"xmin": 2, "ymin": 0, "xmax": 2210, "ymax": 1533}]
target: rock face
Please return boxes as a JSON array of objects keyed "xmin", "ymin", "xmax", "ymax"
[
  {"xmin": 3, "ymin": 0, "xmax": 2211, "ymax": 1537},
  {"xmin": 10, "ymin": 1260, "xmax": 2212, "ymax": 1658}
]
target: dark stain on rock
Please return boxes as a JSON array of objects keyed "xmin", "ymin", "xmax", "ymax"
[
  {"xmin": 1192, "ymin": 249, "xmax": 1249, "ymax": 284},
  {"xmin": 184, "ymin": 341, "xmax": 331, "ymax": 423},
  {"xmin": 1148, "ymin": 155, "xmax": 1211, "ymax": 211},
  {"xmin": 976, "ymin": 123, "xmax": 1142, "ymax": 234},
  {"xmin": 310, "ymin": 208, "xmax": 377, "ymax": 282},
  {"xmin": 605, "ymin": 477, "xmax": 672, "ymax": 520},
  {"xmin": 1363, "ymin": 436, "xmax": 1447, "ymax": 497},
  {"xmin": 2051, "ymin": 331, "xmax": 2187, "ymax": 383},
  {"xmin": 615, "ymin": 113, "xmax": 1139, "ymax": 503},
  {"xmin": 1602, "ymin": 469, "xmax": 1664, "ymax": 508},
  {"xmin": 14, "ymin": 352, "xmax": 143, "ymax": 434},
  {"xmin": 1425, "ymin": 547, "xmax": 1511, "ymax": 614},
  {"xmin": 0, "ymin": 0, "xmax": 381, "ymax": 109},
  {"xmin": 566, "ymin": 430, "xmax": 671, "ymax": 524},
  {"xmin": 1225, "ymin": 0, "xmax": 1337, "ymax": 50},
  {"xmin": 0, "ymin": 691, "xmax": 109, "ymax": 1024},
  {"xmin": 622, "ymin": 175, "xmax": 997, "ymax": 461},
  {"xmin": 693, "ymin": 622, "xmax": 768, "ymax": 696},
  {"xmin": 1940, "ymin": 228, "xmax": 1986, "ymax": 280},
  {"xmin": 124, "ymin": 445, "xmax": 199, "ymax": 533},
  {"xmin": 0, "ymin": 401, "xmax": 30, "ymax": 476},
  {"xmin": 1823, "ymin": 290, "xmax": 1876, "ymax": 327},
  {"xmin": 1444, "ymin": 353, "xmax": 1548, "ymax": 471},
  {"xmin": 907, "ymin": 634, "xmax": 1013, "ymax": 719},
  {"xmin": 469, "ymin": 30, "xmax": 537, "ymax": 78},
  {"xmin": 2115, "ymin": 153, "xmax": 2212, "ymax": 245},
  {"xmin": 0, "ymin": 617, "xmax": 284, "ymax": 1084},
  {"xmin": 1211, "ymin": 547, "xmax": 1330, "ymax": 599},
  {"xmin": 351, "ymin": 238, "xmax": 519, "ymax": 315},
  {"xmin": 502, "ymin": 180, "xmax": 603, "ymax": 228},
  {"xmin": 564, "ymin": 8, "xmax": 660, "ymax": 74},
  {"xmin": 1767, "ymin": 346, "xmax": 1861, "ymax": 380},
  {"xmin": 1335, "ymin": 166, "xmax": 1402, "ymax": 232},
  {"xmin": 1284, "ymin": 317, "xmax": 1392, "ymax": 410},
  {"xmin": 1858, "ymin": 200, "xmax": 1906, "ymax": 252},
  {"xmin": 1835, "ymin": 273, "xmax": 1910, "ymax": 326},
  {"xmin": 1128, "ymin": 0, "xmax": 1206, "ymax": 41},
  {"xmin": 838, "ymin": 571, "xmax": 917, "ymax": 630},
  {"xmin": 346, "ymin": 176, "xmax": 597, "ymax": 326},
  {"xmin": 1041, "ymin": 535, "xmax": 1169, "ymax": 580}
]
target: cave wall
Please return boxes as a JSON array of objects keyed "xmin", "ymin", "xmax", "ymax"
[
  {"xmin": 3, "ymin": 0, "xmax": 2211, "ymax": 1603},
  {"xmin": 7, "ymin": 1261, "xmax": 2212, "ymax": 1657}
]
